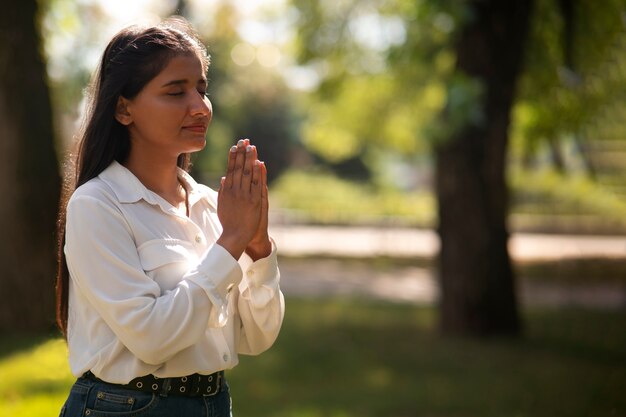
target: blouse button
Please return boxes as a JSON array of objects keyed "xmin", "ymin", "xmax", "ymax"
[
  {"xmin": 195, "ymin": 235, "xmax": 202, "ymax": 244},
  {"xmin": 247, "ymin": 270, "xmax": 255, "ymax": 277},
  {"xmin": 223, "ymin": 353, "xmax": 229, "ymax": 362}
]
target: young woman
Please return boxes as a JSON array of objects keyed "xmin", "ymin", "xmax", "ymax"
[{"xmin": 55, "ymin": 17, "xmax": 284, "ymax": 417}]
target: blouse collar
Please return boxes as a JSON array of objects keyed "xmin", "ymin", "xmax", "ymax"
[{"xmin": 98, "ymin": 161, "xmax": 215, "ymax": 212}]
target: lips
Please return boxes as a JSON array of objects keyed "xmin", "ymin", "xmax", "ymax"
[{"xmin": 183, "ymin": 123, "xmax": 208, "ymax": 133}]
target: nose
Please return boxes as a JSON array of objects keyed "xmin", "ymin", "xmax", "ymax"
[{"xmin": 190, "ymin": 94, "xmax": 212, "ymax": 120}]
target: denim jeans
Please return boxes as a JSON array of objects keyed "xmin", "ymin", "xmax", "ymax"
[{"xmin": 59, "ymin": 375, "xmax": 232, "ymax": 417}]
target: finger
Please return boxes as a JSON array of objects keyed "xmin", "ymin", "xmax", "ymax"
[
  {"xmin": 251, "ymin": 160, "xmax": 263, "ymax": 195},
  {"xmin": 261, "ymin": 161, "xmax": 268, "ymax": 206},
  {"xmin": 217, "ymin": 177, "xmax": 226, "ymax": 214},
  {"xmin": 249, "ymin": 143, "xmax": 260, "ymax": 185},
  {"xmin": 253, "ymin": 160, "xmax": 266, "ymax": 202},
  {"xmin": 261, "ymin": 159, "xmax": 267, "ymax": 184},
  {"xmin": 259, "ymin": 161, "xmax": 269, "ymax": 230},
  {"xmin": 224, "ymin": 146, "xmax": 237, "ymax": 189},
  {"xmin": 242, "ymin": 145, "xmax": 255, "ymax": 191},
  {"xmin": 232, "ymin": 139, "xmax": 246, "ymax": 188}
]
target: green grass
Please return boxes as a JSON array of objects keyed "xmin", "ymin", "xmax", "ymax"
[
  {"xmin": 1, "ymin": 299, "xmax": 625, "ymax": 417},
  {"xmin": 0, "ymin": 335, "xmax": 74, "ymax": 416}
]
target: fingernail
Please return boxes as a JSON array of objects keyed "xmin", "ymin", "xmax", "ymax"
[
  {"xmin": 237, "ymin": 139, "xmax": 245, "ymax": 147},
  {"xmin": 230, "ymin": 145, "xmax": 237, "ymax": 153},
  {"xmin": 246, "ymin": 145, "xmax": 253, "ymax": 153},
  {"xmin": 254, "ymin": 160, "xmax": 260, "ymax": 166}
]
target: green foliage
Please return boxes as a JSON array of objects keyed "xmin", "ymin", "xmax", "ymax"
[
  {"xmin": 290, "ymin": 0, "xmax": 465, "ymax": 183},
  {"xmin": 514, "ymin": 0, "xmax": 626, "ymax": 157},
  {"xmin": 271, "ymin": 169, "xmax": 435, "ymax": 226},
  {"xmin": 510, "ymin": 166, "xmax": 626, "ymax": 232},
  {"xmin": 41, "ymin": 0, "xmax": 115, "ymax": 138},
  {"xmin": 1, "ymin": 301, "xmax": 625, "ymax": 416},
  {"xmin": 272, "ymin": 167, "xmax": 626, "ymax": 232},
  {"xmin": 511, "ymin": 168, "xmax": 626, "ymax": 217},
  {"xmin": 300, "ymin": 74, "xmax": 441, "ymax": 162}
]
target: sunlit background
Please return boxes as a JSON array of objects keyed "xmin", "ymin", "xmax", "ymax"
[
  {"xmin": 42, "ymin": 0, "xmax": 626, "ymax": 232},
  {"xmin": 1, "ymin": 0, "xmax": 625, "ymax": 416}
]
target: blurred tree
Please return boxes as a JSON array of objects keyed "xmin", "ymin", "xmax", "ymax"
[
  {"xmin": 291, "ymin": 0, "xmax": 529, "ymax": 336},
  {"xmin": 435, "ymin": 0, "xmax": 531, "ymax": 336},
  {"xmin": 0, "ymin": 0, "xmax": 61, "ymax": 330}
]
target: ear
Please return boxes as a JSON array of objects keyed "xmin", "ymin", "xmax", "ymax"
[{"xmin": 115, "ymin": 96, "xmax": 133, "ymax": 125}]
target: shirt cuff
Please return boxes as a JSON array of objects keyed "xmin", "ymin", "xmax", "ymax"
[
  {"xmin": 185, "ymin": 243, "xmax": 242, "ymax": 327},
  {"xmin": 238, "ymin": 239, "xmax": 280, "ymax": 307},
  {"xmin": 242, "ymin": 238, "xmax": 278, "ymax": 288}
]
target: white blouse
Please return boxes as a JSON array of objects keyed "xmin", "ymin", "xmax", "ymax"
[{"xmin": 64, "ymin": 161, "xmax": 284, "ymax": 384}]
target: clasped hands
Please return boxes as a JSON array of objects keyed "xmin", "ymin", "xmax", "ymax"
[{"xmin": 216, "ymin": 139, "xmax": 271, "ymax": 261}]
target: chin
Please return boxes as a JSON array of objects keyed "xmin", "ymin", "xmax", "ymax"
[{"xmin": 183, "ymin": 137, "xmax": 207, "ymax": 153}]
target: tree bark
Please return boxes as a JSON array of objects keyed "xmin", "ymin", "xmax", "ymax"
[
  {"xmin": 0, "ymin": 0, "xmax": 61, "ymax": 331},
  {"xmin": 435, "ymin": 0, "xmax": 533, "ymax": 337}
]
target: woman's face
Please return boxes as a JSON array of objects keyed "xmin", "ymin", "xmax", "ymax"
[{"xmin": 119, "ymin": 53, "xmax": 212, "ymax": 159}]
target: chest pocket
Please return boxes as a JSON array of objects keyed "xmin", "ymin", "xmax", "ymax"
[{"xmin": 137, "ymin": 239, "xmax": 199, "ymax": 291}]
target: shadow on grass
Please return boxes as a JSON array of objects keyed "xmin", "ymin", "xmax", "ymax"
[
  {"xmin": 524, "ymin": 307, "xmax": 626, "ymax": 365},
  {"xmin": 228, "ymin": 298, "xmax": 626, "ymax": 417}
]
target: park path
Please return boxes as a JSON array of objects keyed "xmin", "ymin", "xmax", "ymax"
[
  {"xmin": 270, "ymin": 225, "xmax": 626, "ymax": 261},
  {"xmin": 269, "ymin": 225, "xmax": 626, "ymax": 309}
]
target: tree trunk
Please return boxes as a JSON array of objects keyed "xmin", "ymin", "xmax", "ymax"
[
  {"xmin": 0, "ymin": 0, "xmax": 61, "ymax": 331},
  {"xmin": 435, "ymin": 0, "xmax": 532, "ymax": 337}
]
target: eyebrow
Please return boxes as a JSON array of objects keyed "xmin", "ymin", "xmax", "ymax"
[{"xmin": 161, "ymin": 78, "xmax": 207, "ymax": 88}]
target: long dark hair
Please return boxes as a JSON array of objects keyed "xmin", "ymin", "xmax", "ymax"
[{"xmin": 55, "ymin": 17, "xmax": 210, "ymax": 337}]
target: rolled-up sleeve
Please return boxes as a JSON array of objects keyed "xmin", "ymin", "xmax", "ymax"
[
  {"xmin": 236, "ymin": 240, "xmax": 285, "ymax": 355},
  {"xmin": 65, "ymin": 195, "xmax": 242, "ymax": 365}
]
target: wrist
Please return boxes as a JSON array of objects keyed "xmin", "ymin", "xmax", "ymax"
[
  {"xmin": 246, "ymin": 237, "xmax": 272, "ymax": 261},
  {"xmin": 216, "ymin": 234, "xmax": 247, "ymax": 260}
]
